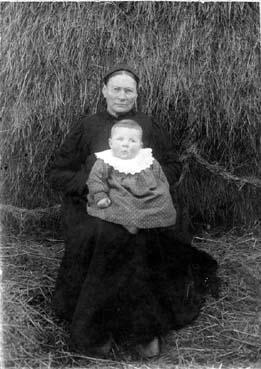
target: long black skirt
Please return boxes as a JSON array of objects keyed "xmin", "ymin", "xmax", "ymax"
[{"xmin": 53, "ymin": 199, "xmax": 219, "ymax": 354}]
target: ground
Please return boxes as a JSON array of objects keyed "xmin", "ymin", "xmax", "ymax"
[{"xmin": 1, "ymin": 224, "xmax": 261, "ymax": 369}]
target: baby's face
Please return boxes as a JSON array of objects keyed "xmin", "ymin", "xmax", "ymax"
[{"xmin": 109, "ymin": 127, "xmax": 142, "ymax": 160}]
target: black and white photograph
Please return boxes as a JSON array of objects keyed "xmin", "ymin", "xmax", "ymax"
[{"xmin": 0, "ymin": 1, "xmax": 260, "ymax": 368}]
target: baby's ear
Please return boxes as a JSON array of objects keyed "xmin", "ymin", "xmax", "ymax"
[{"xmin": 109, "ymin": 138, "xmax": 112, "ymax": 148}]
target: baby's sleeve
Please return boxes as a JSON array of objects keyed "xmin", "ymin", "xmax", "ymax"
[
  {"xmin": 87, "ymin": 159, "xmax": 110, "ymax": 203},
  {"xmin": 151, "ymin": 159, "xmax": 170, "ymax": 187}
]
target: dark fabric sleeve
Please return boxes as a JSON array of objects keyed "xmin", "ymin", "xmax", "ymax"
[
  {"xmin": 150, "ymin": 118, "xmax": 182, "ymax": 186},
  {"xmin": 49, "ymin": 120, "xmax": 94, "ymax": 196},
  {"xmin": 87, "ymin": 160, "xmax": 110, "ymax": 204}
]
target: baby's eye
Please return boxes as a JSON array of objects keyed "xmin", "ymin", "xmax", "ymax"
[{"xmin": 113, "ymin": 87, "xmax": 121, "ymax": 92}]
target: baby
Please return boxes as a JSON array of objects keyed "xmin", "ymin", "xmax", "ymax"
[{"xmin": 87, "ymin": 119, "xmax": 176, "ymax": 234}]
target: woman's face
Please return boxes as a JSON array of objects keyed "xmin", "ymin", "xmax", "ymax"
[{"xmin": 102, "ymin": 74, "xmax": 137, "ymax": 116}]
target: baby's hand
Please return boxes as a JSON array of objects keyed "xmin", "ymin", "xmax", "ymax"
[{"xmin": 97, "ymin": 198, "xmax": 111, "ymax": 208}]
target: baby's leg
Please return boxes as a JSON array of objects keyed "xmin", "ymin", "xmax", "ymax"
[{"xmin": 123, "ymin": 225, "xmax": 138, "ymax": 234}]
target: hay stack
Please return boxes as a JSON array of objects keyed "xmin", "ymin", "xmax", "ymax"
[{"xmin": 0, "ymin": 2, "xmax": 260, "ymax": 228}]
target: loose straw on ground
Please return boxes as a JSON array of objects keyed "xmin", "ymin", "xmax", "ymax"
[{"xmin": 2, "ymin": 226, "xmax": 261, "ymax": 368}]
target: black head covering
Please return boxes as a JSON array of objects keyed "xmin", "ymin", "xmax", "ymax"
[{"xmin": 103, "ymin": 64, "xmax": 139, "ymax": 85}]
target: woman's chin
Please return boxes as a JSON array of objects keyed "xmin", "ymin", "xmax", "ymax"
[{"xmin": 114, "ymin": 106, "xmax": 133, "ymax": 114}]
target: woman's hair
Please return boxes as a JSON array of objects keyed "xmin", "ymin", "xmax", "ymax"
[
  {"xmin": 111, "ymin": 119, "xmax": 143, "ymax": 137},
  {"xmin": 104, "ymin": 70, "xmax": 139, "ymax": 86}
]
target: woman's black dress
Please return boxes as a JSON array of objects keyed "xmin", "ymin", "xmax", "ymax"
[{"xmin": 49, "ymin": 110, "xmax": 219, "ymax": 353}]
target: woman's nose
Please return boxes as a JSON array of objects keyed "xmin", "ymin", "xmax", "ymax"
[{"xmin": 118, "ymin": 90, "xmax": 126, "ymax": 99}]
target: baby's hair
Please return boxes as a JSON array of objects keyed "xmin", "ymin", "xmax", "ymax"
[{"xmin": 111, "ymin": 119, "xmax": 143, "ymax": 138}]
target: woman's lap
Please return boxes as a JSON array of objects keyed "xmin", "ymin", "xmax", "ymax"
[{"xmin": 53, "ymin": 203, "xmax": 219, "ymax": 352}]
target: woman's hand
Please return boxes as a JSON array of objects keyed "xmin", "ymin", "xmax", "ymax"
[{"xmin": 97, "ymin": 197, "xmax": 111, "ymax": 208}]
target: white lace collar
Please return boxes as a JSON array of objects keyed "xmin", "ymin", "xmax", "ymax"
[{"xmin": 95, "ymin": 148, "xmax": 154, "ymax": 174}]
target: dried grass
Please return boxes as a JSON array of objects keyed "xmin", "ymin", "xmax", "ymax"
[
  {"xmin": 0, "ymin": 2, "xmax": 260, "ymax": 227},
  {"xmin": 2, "ymin": 225, "xmax": 261, "ymax": 369}
]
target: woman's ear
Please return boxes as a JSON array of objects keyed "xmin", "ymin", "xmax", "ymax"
[{"xmin": 102, "ymin": 84, "xmax": 107, "ymax": 99}]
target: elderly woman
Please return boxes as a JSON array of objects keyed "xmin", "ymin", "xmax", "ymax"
[{"xmin": 49, "ymin": 64, "xmax": 219, "ymax": 358}]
